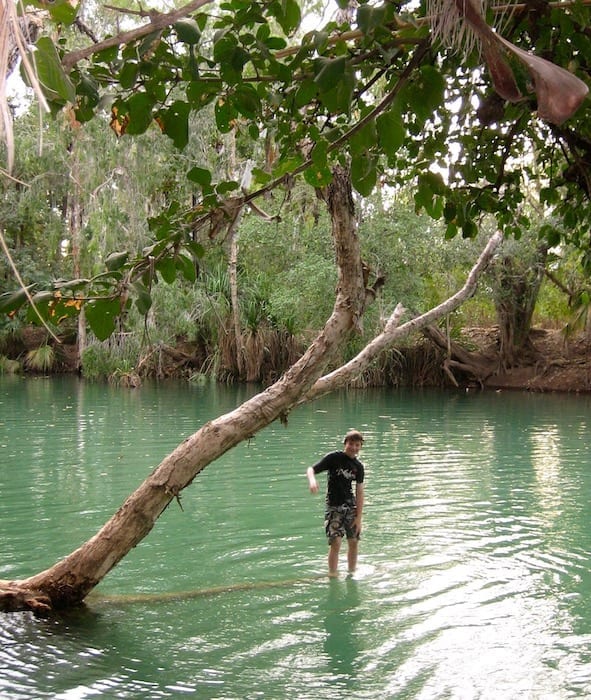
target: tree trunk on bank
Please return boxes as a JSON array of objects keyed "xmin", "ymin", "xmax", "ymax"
[
  {"xmin": 0, "ymin": 181, "xmax": 503, "ymax": 614},
  {"xmin": 67, "ymin": 132, "xmax": 86, "ymax": 364},
  {"xmin": 493, "ymin": 244, "xmax": 548, "ymax": 369}
]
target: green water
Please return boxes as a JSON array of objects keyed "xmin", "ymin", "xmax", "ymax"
[{"xmin": 2, "ymin": 377, "xmax": 591, "ymax": 699}]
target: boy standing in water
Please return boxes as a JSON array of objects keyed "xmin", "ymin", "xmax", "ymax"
[{"xmin": 306, "ymin": 430, "xmax": 365, "ymax": 576}]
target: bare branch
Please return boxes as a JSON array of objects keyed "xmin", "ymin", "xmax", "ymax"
[
  {"xmin": 62, "ymin": 0, "xmax": 215, "ymax": 71},
  {"xmin": 303, "ymin": 230, "xmax": 503, "ymax": 402}
]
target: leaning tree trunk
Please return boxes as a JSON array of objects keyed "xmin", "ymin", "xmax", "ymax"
[{"xmin": 0, "ymin": 166, "xmax": 368, "ymax": 614}]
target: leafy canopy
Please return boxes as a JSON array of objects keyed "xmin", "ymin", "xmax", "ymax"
[{"xmin": 3, "ymin": 0, "xmax": 591, "ymax": 338}]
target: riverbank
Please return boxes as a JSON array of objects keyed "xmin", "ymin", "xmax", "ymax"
[
  {"xmin": 461, "ymin": 326, "xmax": 591, "ymax": 393},
  {"xmin": 5, "ymin": 325, "xmax": 591, "ymax": 392}
]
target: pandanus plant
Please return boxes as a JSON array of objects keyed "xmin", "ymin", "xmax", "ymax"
[{"xmin": 428, "ymin": 0, "xmax": 589, "ymax": 124}]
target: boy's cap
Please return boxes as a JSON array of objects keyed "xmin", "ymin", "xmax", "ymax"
[{"xmin": 344, "ymin": 430, "xmax": 364, "ymax": 443}]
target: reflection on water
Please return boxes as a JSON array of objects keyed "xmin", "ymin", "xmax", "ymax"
[
  {"xmin": 323, "ymin": 578, "xmax": 362, "ymax": 688},
  {"xmin": 2, "ymin": 378, "xmax": 591, "ymax": 698}
]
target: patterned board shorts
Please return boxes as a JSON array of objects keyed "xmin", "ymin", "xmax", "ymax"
[{"xmin": 324, "ymin": 502, "xmax": 360, "ymax": 542}]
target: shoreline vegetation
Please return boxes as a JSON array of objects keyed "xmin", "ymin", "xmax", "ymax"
[{"xmin": 2, "ymin": 324, "xmax": 590, "ymax": 394}]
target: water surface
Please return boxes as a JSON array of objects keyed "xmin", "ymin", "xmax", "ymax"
[{"xmin": 1, "ymin": 377, "xmax": 591, "ymax": 698}]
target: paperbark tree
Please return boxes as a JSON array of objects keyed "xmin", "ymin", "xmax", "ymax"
[{"xmin": 0, "ymin": 171, "xmax": 502, "ymax": 614}]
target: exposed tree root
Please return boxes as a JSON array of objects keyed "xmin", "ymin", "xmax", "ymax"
[
  {"xmin": 0, "ymin": 582, "xmax": 53, "ymax": 616},
  {"xmin": 422, "ymin": 324, "xmax": 499, "ymax": 386}
]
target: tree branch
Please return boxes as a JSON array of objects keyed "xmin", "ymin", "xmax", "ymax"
[
  {"xmin": 301, "ymin": 230, "xmax": 503, "ymax": 402},
  {"xmin": 62, "ymin": 0, "xmax": 215, "ymax": 70}
]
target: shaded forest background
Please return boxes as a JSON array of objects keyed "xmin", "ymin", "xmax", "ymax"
[
  {"xmin": 2, "ymin": 1, "xmax": 591, "ymax": 393},
  {"xmin": 1, "ymin": 98, "xmax": 588, "ymax": 391}
]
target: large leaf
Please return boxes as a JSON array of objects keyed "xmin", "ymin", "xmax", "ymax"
[
  {"xmin": 105, "ymin": 251, "xmax": 129, "ymax": 272},
  {"xmin": 357, "ymin": 4, "xmax": 386, "ymax": 35},
  {"xmin": 269, "ymin": 0, "xmax": 301, "ymax": 35},
  {"xmin": 187, "ymin": 80, "xmax": 223, "ymax": 109},
  {"xmin": 376, "ymin": 108, "xmax": 405, "ymax": 157},
  {"xmin": 215, "ymin": 97, "xmax": 237, "ymax": 133},
  {"xmin": 85, "ymin": 298, "xmax": 121, "ymax": 341},
  {"xmin": 29, "ymin": 37, "xmax": 76, "ymax": 105},
  {"xmin": 351, "ymin": 155, "xmax": 377, "ymax": 197},
  {"xmin": 174, "ymin": 18, "xmax": 202, "ymax": 45},
  {"xmin": 123, "ymin": 93, "xmax": 155, "ymax": 135},
  {"xmin": 233, "ymin": 84, "xmax": 261, "ymax": 119},
  {"xmin": 176, "ymin": 254, "xmax": 197, "ymax": 283},
  {"xmin": 132, "ymin": 282, "xmax": 153, "ymax": 315},
  {"xmin": 0, "ymin": 286, "xmax": 36, "ymax": 315},
  {"xmin": 157, "ymin": 101, "xmax": 190, "ymax": 149},
  {"xmin": 314, "ymin": 56, "xmax": 347, "ymax": 93},
  {"xmin": 26, "ymin": 0, "xmax": 77, "ymax": 25},
  {"xmin": 156, "ymin": 256, "xmax": 177, "ymax": 284},
  {"xmin": 187, "ymin": 166, "xmax": 213, "ymax": 187}
]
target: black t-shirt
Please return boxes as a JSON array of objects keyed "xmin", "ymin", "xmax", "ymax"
[{"xmin": 312, "ymin": 451, "xmax": 365, "ymax": 507}]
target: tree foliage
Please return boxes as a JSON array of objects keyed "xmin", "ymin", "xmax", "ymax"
[{"xmin": 1, "ymin": 0, "xmax": 591, "ymax": 338}]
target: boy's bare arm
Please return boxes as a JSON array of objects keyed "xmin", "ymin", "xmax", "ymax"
[{"xmin": 306, "ymin": 466, "xmax": 319, "ymax": 493}]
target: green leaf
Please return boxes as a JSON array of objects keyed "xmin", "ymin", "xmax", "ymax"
[
  {"xmin": 54, "ymin": 278, "xmax": 90, "ymax": 291},
  {"xmin": 105, "ymin": 251, "xmax": 129, "ymax": 271},
  {"xmin": 156, "ymin": 256, "xmax": 177, "ymax": 284},
  {"xmin": 85, "ymin": 298, "xmax": 121, "ymax": 341},
  {"xmin": 252, "ymin": 167, "xmax": 273, "ymax": 185},
  {"xmin": 357, "ymin": 4, "xmax": 386, "ymax": 34},
  {"xmin": 132, "ymin": 282, "xmax": 153, "ymax": 315},
  {"xmin": 233, "ymin": 84, "xmax": 261, "ymax": 119},
  {"xmin": 186, "ymin": 241, "xmax": 205, "ymax": 259},
  {"xmin": 349, "ymin": 122, "xmax": 377, "ymax": 156},
  {"xmin": 124, "ymin": 92, "xmax": 154, "ymax": 135},
  {"xmin": 215, "ymin": 96, "xmax": 237, "ymax": 133},
  {"xmin": 351, "ymin": 155, "xmax": 377, "ymax": 196},
  {"xmin": 213, "ymin": 33, "xmax": 250, "ymax": 83},
  {"xmin": 47, "ymin": 0, "xmax": 78, "ymax": 25},
  {"xmin": 76, "ymin": 75, "xmax": 99, "ymax": 104},
  {"xmin": 294, "ymin": 78, "xmax": 318, "ymax": 108},
  {"xmin": 0, "ymin": 286, "xmax": 36, "ymax": 315},
  {"xmin": 158, "ymin": 101, "xmax": 190, "ymax": 149},
  {"xmin": 272, "ymin": 154, "xmax": 304, "ymax": 177},
  {"xmin": 269, "ymin": 0, "xmax": 301, "ymax": 35},
  {"xmin": 317, "ymin": 64, "xmax": 355, "ymax": 114},
  {"xmin": 216, "ymin": 180, "xmax": 240, "ymax": 195},
  {"xmin": 304, "ymin": 164, "xmax": 333, "ymax": 188},
  {"xmin": 376, "ymin": 108, "xmax": 405, "ymax": 157},
  {"xmin": 314, "ymin": 56, "xmax": 346, "ymax": 93},
  {"xmin": 30, "ymin": 37, "xmax": 76, "ymax": 104},
  {"xmin": 174, "ymin": 18, "xmax": 202, "ymax": 45},
  {"xmin": 176, "ymin": 254, "xmax": 197, "ymax": 283},
  {"xmin": 461, "ymin": 219, "xmax": 478, "ymax": 238},
  {"xmin": 119, "ymin": 62, "xmax": 139, "ymax": 90},
  {"xmin": 187, "ymin": 166, "xmax": 213, "ymax": 187},
  {"xmin": 540, "ymin": 223, "xmax": 561, "ymax": 247},
  {"xmin": 445, "ymin": 222, "xmax": 459, "ymax": 239},
  {"xmin": 187, "ymin": 80, "xmax": 223, "ymax": 109},
  {"xmin": 311, "ymin": 138, "xmax": 328, "ymax": 167}
]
